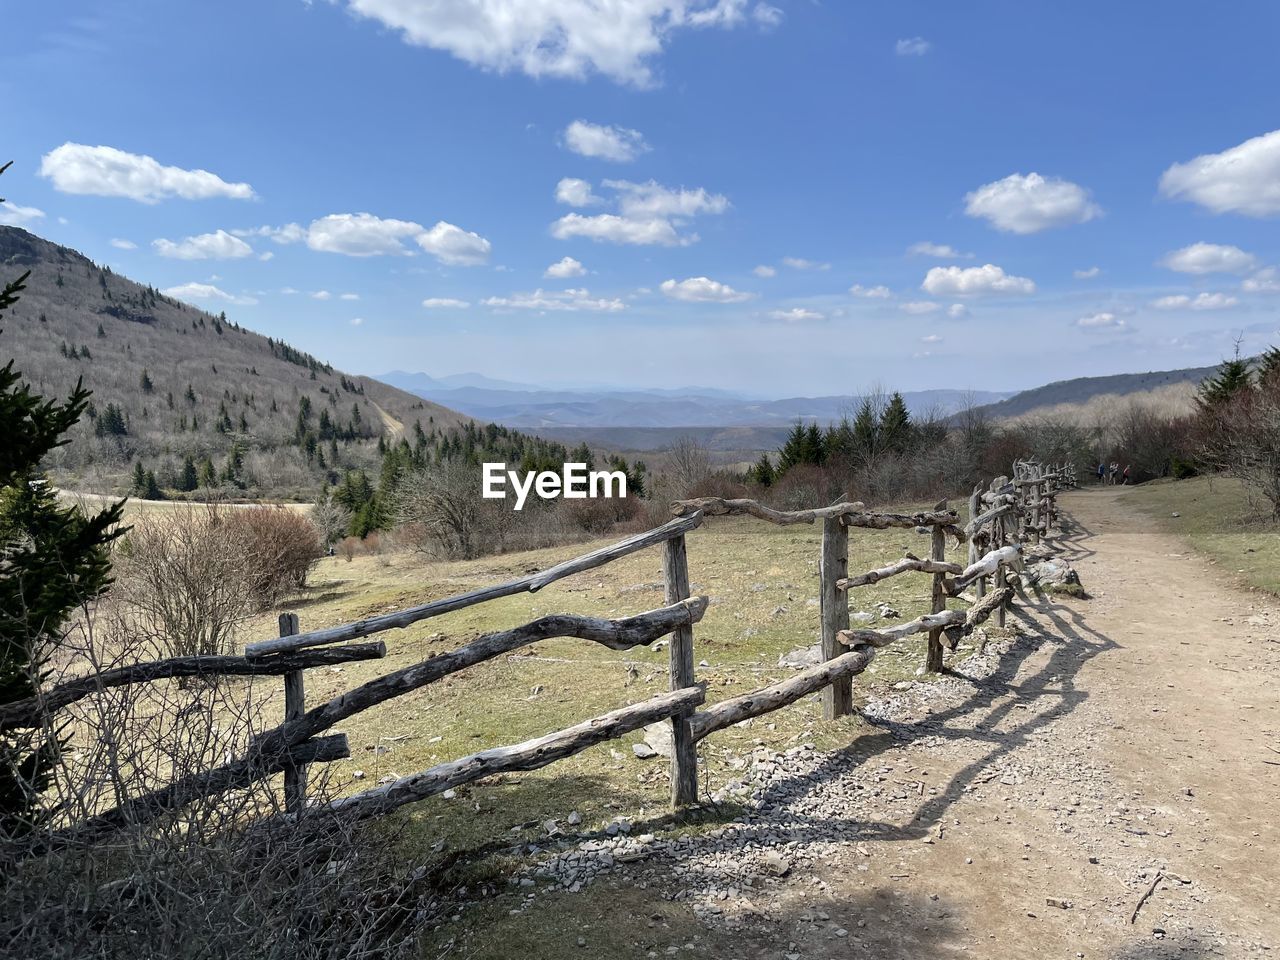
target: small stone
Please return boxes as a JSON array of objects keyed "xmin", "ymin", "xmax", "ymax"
[
  {"xmin": 567, "ymin": 811, "xmax": 582, "ymax": 826},
  {"xmin": 442, "ymin": 788, "xmax": 456, "ymax": 799},
  {"xmin": 633, "ymin": 742, "xmax": 658, "ymax": 759},
  {"xmin": 763, "ymin": 851, "xmax": 790, "ymax": 876}
]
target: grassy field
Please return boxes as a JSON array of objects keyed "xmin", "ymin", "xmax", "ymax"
[
  {"xmin": 1128, "ymin": 475, "xmax": 1280, "ymax": 594},
  {"xmin": 240, "ymin": 508, "xmax": 974, "ymax": 900}
]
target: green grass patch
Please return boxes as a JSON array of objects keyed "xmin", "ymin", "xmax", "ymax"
[{"xmin": 1128, "ymin": 475, "xmax": 1280, "ymax": 594}]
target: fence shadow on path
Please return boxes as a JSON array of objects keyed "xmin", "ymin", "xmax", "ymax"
[{"xmin": 619, "ymin": 504, "xmax": 1118, "ymax": 857}]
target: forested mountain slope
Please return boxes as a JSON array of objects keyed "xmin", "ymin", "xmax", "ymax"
[{"xmin": 0, "ymin": 226, "xmax": 557, "ymax": 499}]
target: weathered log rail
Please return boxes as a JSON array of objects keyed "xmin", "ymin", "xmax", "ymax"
[{"xmin": 18, "ymin": 461, "xmax": 1079, "ymax": 856}]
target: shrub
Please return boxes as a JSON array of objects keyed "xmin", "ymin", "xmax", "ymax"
[
  {"xmin": 224, "ymin": 507, "xmax": 323, "ymax": 607},
  {"xmin": 115, "ymin": 506, "xmax": 321, "ymax": 658}
]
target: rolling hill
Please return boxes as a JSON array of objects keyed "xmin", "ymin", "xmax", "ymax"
[
  {"xmin": 0, "ymin": 225, "xmax": 480, "ymax": 498},
  {"xmin": 969, "ymin": 364, "xmax": 1222, "ymax": 421}
]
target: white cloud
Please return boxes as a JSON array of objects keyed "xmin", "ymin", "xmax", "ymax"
[
  {"xmin": 1243, "ymin": 267, "xmax": 1280, "ymax": 294},
  {"xmin": 781, "ymin": 256, "xmax": 830, "ymax": 271},
  {"xmin": 0, "ymin": 200, "xmax": 45, "ymax": 226},
  {"xmin": 768, "ymin": 307, "xmax": 824, "ymax": 323},
  {"xmin": 849, "ymin": 283, "xmax": 891, "ymax": 298},
  {"xmin": 280, "ymin": 287, "xmax": 300, "ymax": 295},
  {"xmin": 551, "ymin": 212, "xmax": 688, "ymax": 246},
  {"xmin": 483, "ymin": 287, "xmax": 626, "ymax": 312},
  {"xmin": 660, "ymin": 276, "xmax": 754, "ymax": 303},
  {"xmin": 109, "ymin": 237, "xmax": 137, "ymax": 250},
  {"xmin": 306, "ymin": 213, "xmax": 423, "ymax": 256},
  {"xmin": 605, "ymin": 179, "xmax": 730, "ymax": 219},
  {"xmin": 422, "ymin": 297, "xmax": 470, "ymax": 308},
  {"xmin": 895, "ymin": 37, "xmax": 931, "ymax": 56},
  {"xmin": 258, "ymin": 251, "xmax": 274, "ymax": 261},
  {"xmin": 964, "ymin": 172, "xmax": 1101, "ymax": 234},
  {"xmin": 415, "ymin": 220, "xmax": 492, "ymax": 265},
  {"xmin": 564, "ymin": 120, "xmax": 649, "ymax": 162},
  {"xmin": 550, "ymin": 178, "xmax": 727, "ymax": 246},
  {"xmin": 161, "ymin": 282, "xmax": 257, "ymax": 306},
  {"xmin": 555, "ymin": 177, "xmax": 603, "ymax": 206},
  {"xmin": 921, "ymin": 263, "xmax": 1036, "ymax": 296},
  {"xmin": 920, "ymin": 333, "xmax": 943, "ymax": 343},
  {"xmin": 152, "ymin": 229, "xmax": 253, "ymax": 260},
  {"xmin": 947, "ymin": 303, "xmax": 969, "ymax": 319},
  {"xmin": 1152, "ymin": 292, "xmax": 1239, "ymax": 311},
  {"xmin": 1159, "ymin": 128, "xmax": 1280, "ymax": 218},
  {"xmin": 311, "ymin": 290, "xmax": 332, "ymax": 300},
  {"xmin": 753, "ymin": 264, "xmax": 777, "ymax": 278},
  {"xmin": 545, "ymin": 255, "xmax": 586, "ymax": 278},
  {"xmin": 1160, "ymin": 242, "xmax": 1256, "ymax": 275},
  {"xmin": 340, "ymin": 0, "xmax": 767, "ymax": 87},
  {"xmin": 1073, "ymin": 266, "xmax": 1101, "ymax": 279},
  {"xmin": 901, "ymin": 301, "xmax": 941, "ymax": 315},
  {"xmin": 303, "ymin": 213, "xmax": 490, "ymax": 264},
  {"xmin": 1076, "ymin": 311, "xmax": 1125, "ymax": 329},
  {"xmin": 350, "ymin": 317, "xmax": 365, "ymax": 326},
  {"xmin": 752, "ymin": 4, "xmax": 783, "ymax": 27},
  {"xmin": 340, "ymin": 292, "xmax": 360, "ymax": 300},
  {"xmin": 908, "ymin": 241, "xmax": 970, "ymax": 259},
  {"xmin": 39, "ymin": 143, "xmax": 254, "ymax": 203},
  {"xmin": 233, "ymin": 223, "xmax": 306, "ymax": 244}
]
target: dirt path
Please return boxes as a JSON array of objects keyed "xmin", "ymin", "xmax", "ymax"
[{"xmin": 466, "ymin": 488, "xmax": 1280, "ymax": 959}]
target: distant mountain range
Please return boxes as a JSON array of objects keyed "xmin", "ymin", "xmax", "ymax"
[
  {"xmin": 381, "ymin": 361, "xmax": 1224, "ymax": 455},
  {"xmin": 377, "ymin": 371, "xmax": 1008, "ymax": 430}
]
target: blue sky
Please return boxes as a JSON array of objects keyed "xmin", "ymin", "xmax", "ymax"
[{"xmin": 3, "ymin": 0, "xmax": 1279, "ymax": 397}]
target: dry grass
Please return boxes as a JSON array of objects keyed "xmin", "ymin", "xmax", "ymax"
[{"xmin": 1128, "ymin": 475, "xmax": 1280, "ymax": 595}]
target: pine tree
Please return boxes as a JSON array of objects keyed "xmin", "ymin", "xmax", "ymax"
[
  {"xmin": 178, "ymin": 455, "xmax": 198, "ymax": 492},
  {"xmin": 776, "ymin": 420, "xmax": 809, "ymax": 474},
  {"xmin": 1257, "ymin": 346, "xmax": 1280, "ymax": 390},
  {"xmin": 851, "ymin": 398, "xmax": 878, "ymax": 460},
  {"xmin": 1198, "ymin": 356, "xmax": 1252, "ymax": 408},
  {"xmin": 752, "ymin": 452, "xmax": 775, "ymax": 487},
  {"xmin": 139, "ymin": 369, "xmax": 153, "ymax": 393},
  {"xmin": 0, "ymin": 222, "xmax": 123, "ymax": 832},
  {"xmin": 879, "ymin": 392, "xmax": 913, "ymax": 453}
]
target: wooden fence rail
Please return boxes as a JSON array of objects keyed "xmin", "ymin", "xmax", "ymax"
[{"xmin": 18, "ymin": 460, "xmax": 1078, "ymax": 856}]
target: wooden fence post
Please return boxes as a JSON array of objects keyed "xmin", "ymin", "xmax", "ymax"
[
  {"xmin": 662, "ymin": 535, "xmax": 699, "ymax": 807},
  {"xmin": 820, "ymin": 517, "xmax": 852, "ymax": 718},
  {"xmin": 997, "ymin": 505, "xmax": 1013, "ymax": 627},
  {"xmin": 1030, "ymin": 467, "xmax": 1042, "ymax": 544},
  {"xmin": 279, "ymin": 612, "xmax": 306, "ymax": 815},
  {"xmin": 968, "ymin": 485, "xmax": 986, "ymax": 600},
  {"xmin": 925, "ymin": 521, "xmax": 947, "ymax": 673}
]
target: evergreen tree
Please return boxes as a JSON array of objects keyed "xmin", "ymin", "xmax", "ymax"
[
  {"xmin": 879, "ymin": 392, "xmax": 913, "ymax": 453},
  {"xmin": 776, "ymin": 420, "xmax": 808, "ymax": 473},
  {"xmin": 0, "ymin": 227, "xmax": 123, "ymax": 832},
  {"xmin": 803, "ymin": 422, "xmax": 826, "ymax": 465},
  {"xmin": 851, "ymin": 398, "xmax": 878, "ymax": 459},
  {"xmin": 139, "ymin": 369, "xmax": 153, "ymax": 393},
  {"xmin": 1257, "ymin": 346, "xmax": 1280, "ymax": 390},
  {"xmin": 197, "ymin": 456, "xmax": 217, "ymax": 488},
  {"xmin": 178, "ymin": 455, "xmax": 199, "ymax": 492},
  {"xmin": 752, "ymin": 452, "xmax": 775, "ymax": 487},
  {"xmin": 1198, "ymin": 355, "xmax": 1252, "ymax": 408}
]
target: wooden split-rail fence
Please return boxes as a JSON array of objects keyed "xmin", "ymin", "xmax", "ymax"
[{"xmin": 5, "ymin": 462, "xmax": 1074, "ymax": 850}]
